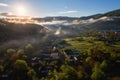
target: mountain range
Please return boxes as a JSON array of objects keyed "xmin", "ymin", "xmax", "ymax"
[
  {"xmin": 33, "ymin": 9, "xmax": 120, "ymax": 31},
  {"xmin": 0, "ymin": 8, "xmax": 120, "ymax": 43}
]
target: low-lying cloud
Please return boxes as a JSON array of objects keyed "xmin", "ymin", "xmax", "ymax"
[
  {"xmin": 0, "ymin": 12, "xmax": 17, "ymax": 17},
  {"xmin": 0, "ymin": 3, "xmax": 8, "ymax": 7},
  {"xmin": 40, "ymin": 20, "xmax": 67, "ymax": 25}
]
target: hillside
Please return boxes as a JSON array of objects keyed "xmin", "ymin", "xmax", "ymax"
[
  {"xmin": 79, "ymin": 9, "xmax": 120, "ymax": 20},
  {"xmin": 83, "ymin": 17, "xmax": 120, "ymax": 31},
  {"xmin": 32, "ymin": 9, "xmax": 120, "ymax": 31},
  {"xmin": 77, "ymin": 9, "xmax": 120, "ymax": 31},
  {"xmin": 0, "ymin": 20, "xmax": 49, "ymax": 42}
]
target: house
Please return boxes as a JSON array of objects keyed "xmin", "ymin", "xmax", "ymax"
[
  {"xmin": 72, "ymin": 50, "xmax": 79, "ymax": 57},
  {"xmin": 99, "ymin": 37, "xmax": 107, "ymax": 41},
  {"xmin": 51, "ymin": 52, "xmax": 59, "ymax": 59},
  {"xmin": 2, "ymin": 74, "xmax": 8, "ymax": 78},
  {"xmin": 65, "ymin": 50, "xmax": 79, "ymax": 57},
  {"xmin": 64, "ymin": 50, "xmax": 79, "ymax": 62}
]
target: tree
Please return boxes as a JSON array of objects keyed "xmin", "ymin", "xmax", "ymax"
[
  {"xmin": 27, "ymin": 69, "xmax": 36, "ymax": 80},
  {"xmin": 25, "ymin": 44, "xmax": 34, "ymax": 55},
  {"xmin": 65, "ymin": 58, "xmax": 71, "ymax": 65},
  {"xmin": 92, "ymin": 62, "xmax": 100, "ymax": 72},
  {"xmin": 86, "ymin": 57, "xmax": 92, "ymax": 63},
  {"xmin": 91, "ymin": 69, "xmax": 105, "ymax": 80},
  {"xmin": 13, "ymin": 60, "xmax": 29, "ymax": 80},
  {"xmin": 6, "ymin": 48, "xmax": 16, "ymax": 57},
  {"xmin": 14, "ymin": 59, "xmax": 28, "ymax": 71},
  {"xmin": 7, "ymin": 48, "xmax": 16, "ymax": 54},
  {"xmin": 25, "ymin": 44, "xmax": 33, "ymax": 51},
  {"xmin": 91, "ymin": 62, "xmax": 105, "ymax": 80},
  {"xmin": 0, "ymin": 65, "xmax": 4, "ymax": 78},
  {"xmin": 0, "ymin": 65, "xmax": 3, "ymax": 73},
  {"xmin": 86, "ymin": 57, "xmax": 95, "ymax": 66},
  {"xmin": 17, "ymin": 49, "xmax": 25, "ymax": 59},
  {"xmin": 40, "ymin": 77, "xmax": 46, "ymax": 80},
  {"xmin": 17, "ymin": 49, "xmax": 24, "ymax": 55},
  {"xmin": 21, "ymin": 55, "xmax": 28, "ymax": 60},
  {"xmin": 110, "ymin": 52, "xmax": 118, "ymax": 61},
  {"xmin": 100, "ymin": 60, "xmax": 108, "ymax": 71},
  {"xmin": 77, "ymin": 71, "xmax": 83, "ymax": 80},
  {"xmin": 57, "ymin": 65, "xmax": 78, "ymax": 80},
  {"xmin": 58, "ymin": 73, "xmax": 68, "ymax": 80}
]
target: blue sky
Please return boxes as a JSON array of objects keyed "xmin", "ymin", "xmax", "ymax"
[{"xmin": 0, "ymin": 0, "xmax": 120, "ymax": 17}]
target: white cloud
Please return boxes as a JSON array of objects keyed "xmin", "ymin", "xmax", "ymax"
[
  {"xmin": 59, "ymin": 10, "xmax": 79, "ymax": 14},
  {"xmin": 0, "ymin": 3, "xmax": 8, "ymax": 7},
  {"xmin": 0, "ymin": 12, "xmax": 17, "ymax": 17},
  {"xmin": 38, "ymin": 20, "xmax": 67, "ymax": 25}
]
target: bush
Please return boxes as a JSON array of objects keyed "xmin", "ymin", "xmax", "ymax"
[
  {"xmin": 7, "ymin": 48, "xmax": 16, "ymax": 54},
  {"xmin": 0, "ymin": 65, "xmax": 3, "ymax": 73},
  {"xmin": 27, "ymin": 69, "xmax": 36, "ymax": 79},
  {"xmin": 14, "ymin": 59, "xmax": 28, "ymax": 71},
  {"xmin": 91, "ymin": 70, "xmax": 105, "ymax": 80},
  {"xmin": 100, "ymin": 60, "xmax": 108, "ymax": 71}
]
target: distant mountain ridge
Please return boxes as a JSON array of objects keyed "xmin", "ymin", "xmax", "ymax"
[
  {"xmin": 79, "ymin": 9, "xmax": 120, "ymax": 20},
  {"xmin": 80, "ymin": 9, "xmax": 120, "ymax": 31},
  {"xmin": 33, "ymin": 9, "xmax": 120, "ymax": 21},
  {"xmin": 32, "ymin": 9, "xmax": 120, "ymax": 32},
  {"xmin": 33, "ymin": 16, "xmax": 78, "ymax": 22},
  {"xmin": 83, "ymin": 17, "xmax": 120, "ymax": 31}
]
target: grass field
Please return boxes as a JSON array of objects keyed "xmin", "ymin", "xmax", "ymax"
[{"xmin": 62, "ymin": 37, "xmax": 120, "ymax": 53}]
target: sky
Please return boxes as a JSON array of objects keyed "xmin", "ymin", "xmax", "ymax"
[{"xmin": 0, "ymin": 0, "xmax": 120, "ymax": 17}]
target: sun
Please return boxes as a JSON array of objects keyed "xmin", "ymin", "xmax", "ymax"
[{"xmin": 15, "ymin": 6, "xmax": 26, "ymax": 16}]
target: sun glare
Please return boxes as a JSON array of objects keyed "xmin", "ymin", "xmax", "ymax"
[{"xmin": 15, "ymin": 6, "xmax": 26, "ymax": 16}]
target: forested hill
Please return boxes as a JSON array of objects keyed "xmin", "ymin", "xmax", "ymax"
[
  {"xmin": 0, "ymin": 20, "xmax": 48, "ymax": 42},
  {"xmin": 83, "ymin": 17, "xmax": 120, "ymax": 31},
  {"xmin": 78, "ymin": 9, "xmax": 120, "ymax": 31}
]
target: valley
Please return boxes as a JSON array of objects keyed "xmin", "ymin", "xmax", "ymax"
[{"xmin": 0, "ymin": 9, "xmax": 120, "ymax": 80}]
